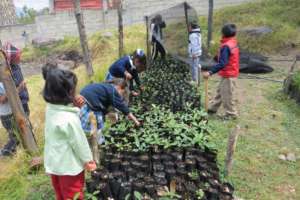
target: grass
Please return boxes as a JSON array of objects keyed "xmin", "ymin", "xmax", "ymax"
[
  {"xmin": 1, "ymin": 0, "xmax": 300, "ymax": 199},
  {"xmin": 199, "ymin": 0, "xmax": 300, "ymax": 55},
  {"xmin": 292, "ymin": 71, "xmax": 300, "ymax": 91},
  {"xmin": 206, "ymin": 61, "xmax": 300, "ymax": 199},
  {"xmin": 0, "ymin": 24, "xmax": 146, "ymax": 200}
]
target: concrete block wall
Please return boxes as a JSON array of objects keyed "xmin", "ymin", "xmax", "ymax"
[
  {"xmin": 0, "ymin": 0, "xmax": 254, "ymax": 48},
  {"xmin": 0, "ymin": 24, "xmax": 36, "ymax": 47}
]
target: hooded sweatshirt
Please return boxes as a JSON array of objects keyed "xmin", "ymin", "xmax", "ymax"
[
  {"xmin": 44, "ymin": 104, "xmax": 93, "ymax": 176},
  {"xmin": 188, "ymin": 28, "xmax": 202, "ymax": 57}
]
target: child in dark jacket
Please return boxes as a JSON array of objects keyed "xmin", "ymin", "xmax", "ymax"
[
  {"xmin": 76, "ymin": 79, "xmax": 140, "ymax": 144},
  {"xmin": 203, "ymin": 24, "xmax": 240, "ymax": 119},
  {"xmin": 106, "ymin": 49, "xmax": 146, "ymax": 97},
  {"xmin": 0, "ymin": 43, "xmax": 30, "ymax": 156}
]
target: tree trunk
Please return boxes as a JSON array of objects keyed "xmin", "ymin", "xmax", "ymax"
[
  {"xmin": 73, "ymin": 0, "xmax": 94, "ymax": 77},
  {"xmin": 118, "ymin": 0, "xmax": 124, "ymax": 58},
  {"xmin": 0, "ymin": 51, "xmax": 38, "ymax": 155},
  {"xmin": 207, "ymin": 0, "xmax": 214, "ymax": 49}
]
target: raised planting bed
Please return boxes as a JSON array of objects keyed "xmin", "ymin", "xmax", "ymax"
[
  {"xmin": 87, "ymin": 148, "xmax": 234, "ymax": 200},
  {"xmin": 130, "ymin": 58, "xmax": 201, "ymax": 112},
  {"xmin": 87, "ymin": 57, "xmax": 234, "ymax": 200}
]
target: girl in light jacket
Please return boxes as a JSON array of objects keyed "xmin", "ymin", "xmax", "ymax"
[{"xmin": 188, "ymin": 22, "xmax": 202, "ymax": 83}]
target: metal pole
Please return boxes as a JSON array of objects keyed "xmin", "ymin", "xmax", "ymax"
[
  {"xmin": 207, "ymin": 0, "xmax": 214, "ymax": 49},
  {"xmin": 0, "ymin": 51, "xmax": 38, "ymax": 155}
]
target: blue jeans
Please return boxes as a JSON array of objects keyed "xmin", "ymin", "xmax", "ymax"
[
  {"xmin": 105, "ymin": 72, "xmax": 115, "ymax": 81},
  {"xmin": 190, "ymin": 57, "xmax": 201, "ymax": 83}
]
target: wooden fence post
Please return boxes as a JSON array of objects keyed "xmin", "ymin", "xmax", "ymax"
[
  {"xmin": 207, "ymin": 0, "xmax": 214, "ymax": 50},
  {"xmin": 145, "ymin": 16, "xmax": 151, "ymax": 67},
  {"xmin": 118, "ymin": 0, "xmax": 124, "ymax": 58},
  {"xmin": 225, "ymin": 125, "xmax": 240, "ymax": 177},
  {"xmin": 73, "ymin": 0, "xmax": 94, "ymax": 77},
  {"xmin": 0, "ymin": 51, "xmax": 38, "ymax": 155},
  {"xmin": 184, "ymin": 2, "xmax": 190, "ymax": 33}
]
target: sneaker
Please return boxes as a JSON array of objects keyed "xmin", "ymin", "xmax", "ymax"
[
  {"xmin": 218, "ymin": 115, "xmax": 238, "ymax": 121},
  {"xmin": 207, "ymin": 109, "xmax": 217, "ymax": 115},
  {"xmin": 3, "ymin": 140, "xmax": 17, "ymax": 153},
  {"xmin": 0, "ymin": 149, "xmax": 13, "ymax": 157}
]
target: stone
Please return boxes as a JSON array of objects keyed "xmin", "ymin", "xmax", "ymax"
[
  {"xmin": 57, "ymin": 59, "xmax": 77, "ymax": 71},
  {"xmin": 240, "ymin": 26, "xmax": 273, "ymax": 37},
  {"xmin": 278, "ymin": 154, "xmax": 286, "ymax": 161},
  {"xmin": 286, "ymin": 153, "xmax": 297, "ymax": 162},
  {"xmin": 32, "ymin": 37, "xmax": 61, "ymax": 47}
]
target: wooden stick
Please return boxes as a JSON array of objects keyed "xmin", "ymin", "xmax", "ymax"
[
  {"xmin": 145, "ymin": 16, "xmax": 151, "ymax": 67},
  {"xmin": 204, "ymin": 77, "xmax": 209, "ymax": 112},
  {"xmin": 118, "ymin": 0, "xmax": 124, "ymax": 58},
  {"xmin": 0, "ymin": 51, "xmax": 38, "ymax": 155},
  {"xmin": 207, "ymin": 0, "xmax": 214, "ymax": 49},
  {"xmin": 225, "ymin": 125, "xmax": 240, "ymax": 177},
  {"xmin": 89, "ymin": 113, "xmax": 100, "ymax": 166},
  {"xmin": 72, "ymin": 0, "xmax": 94, "ymax": 77}
]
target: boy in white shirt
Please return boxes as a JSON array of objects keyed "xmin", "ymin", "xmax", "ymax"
[
  {"xmin": 0, "ymin": 82, "xmax": 17, "ymax": 156},
  {"xmin": 188, "ymin": 22, "xmax": 202, "ymax": 83}
]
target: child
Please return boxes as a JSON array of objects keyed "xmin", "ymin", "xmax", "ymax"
[
  {"xmin": 0, "ymin": 82, "xmax": 17, "ymax": 157},
  {"xmin": 106, "ymin": 49, "xmax": 146, "ymax": 97},
  {"xmin": 150, "ymin": 14, "xmax": 167, "ymax": 60},
  {"xmin": 188, "ymin": 21, "xmax": 202, "ymax": 83},
  {"xmin": 76, "ymin": 78, "xmax": 140, "ymax": 143},
  {"xmin": 3, "ymin": 42, "xmax": 30, "ymax": 115},
  {"xmin": 203, "ymin": 24, "xmax": 239, "ymax": 119},
  {"xmin": 42, "ymin": 67, "xmax": 96, "ymax": 200}
]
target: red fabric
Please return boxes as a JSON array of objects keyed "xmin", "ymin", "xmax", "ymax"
[
  {"xmin": 218, "ymin": 37, "xmax": 240, "ymax": 78},
  {"xmin": 51, "ymin": 171, "xmax": 85, "ymax": 200},
  {"xmin": 54, "ymin": 0, "xmax": 102, "ymax": 10},
  {"xmin": 3, "ymin": 43, "xmax": 21, "ymax": 65}
]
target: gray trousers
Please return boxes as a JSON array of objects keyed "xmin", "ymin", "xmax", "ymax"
[{"xmin": 190, "ymin": 57, "xmax": 201, "ymax": 83}]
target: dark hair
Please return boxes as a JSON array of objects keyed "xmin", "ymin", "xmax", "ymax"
[
  {"xmin": 106, "ymin": 78, "xmax": 127, "ymax": 89},
  {"xmin": 132, "ymin": 49, "xmax": 147, "ymax": 69},
  {"xmin": 190, "ymin": 21, "xmax": 200, "ymax": 30},
  {"xmin": 42, "ymin": 61, "xmax": 58, "ymax": 80},
  {"xmin": 222, "ymin": 24, "xmax": 237, "ymax": 38},
  {"xmin": 42, "ymin": 67, "xmax": 77, "ymax": 105}
]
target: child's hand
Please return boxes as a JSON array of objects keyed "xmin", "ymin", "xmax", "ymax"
[
  {"xmin": 131, "ymin": 91, "xmax": 139, "ymax": 96},
  {"xmin": 139, "ymin": 86, "xmax": 145, "ymax": 91},
  {"xmin": 17, "ymin": 81, "xmax": 26, "ymax": 93},
  {"xmin": 85, "ymin": 161, "xmax": 97, "ymax": 172},
  {"xmin": 124, "ymin": 71, "xmax": 132, "ymax": 80},
  {"xmin": 73, "ymin": 95, "xmax": 85, "ymax": 108},
  {"xmin": 202, "ymin": 71, "xmax": 211, "ymax": 78},
  {"xmin": 134, "ymin": 120, "xmax": 141, "ymax": 127}
]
